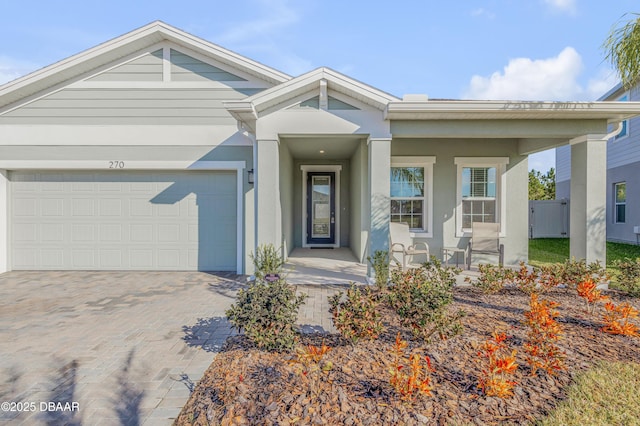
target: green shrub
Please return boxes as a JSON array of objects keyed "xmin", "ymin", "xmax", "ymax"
[
  {"xmin": 471, "ymin": 264, "xmax": 516, "ymax": 294},
  {"xmin": 388, "ymin": 260, "xmax": 465, "ymax": 341},
  {"xmin": 557, "ymin": 258, "xmax": 609, "ymax": 289},
  {"xmin": 367, "ymin": 250, "xmax": 390, "ymax": 291},
  {"xmin": 329, "ymin": 285, "xmax": 384, "ymax": 345},
  {"xmin": 614, "ymin": 258, "xmax": 640, "ymax": 297},
  {"xmin": 251, "ymin": 244, "xmax": 285, "ymax": 281},
  {"xmin": 226, "ymin": 278, "xmax": 307, "ymax": 351}
]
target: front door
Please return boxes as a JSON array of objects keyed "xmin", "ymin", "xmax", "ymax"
[{"xmin": 306, "ymin": 172, "xmax": 336, "ymax": 245}]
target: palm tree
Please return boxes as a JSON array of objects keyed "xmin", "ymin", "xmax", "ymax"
[{"xmin": 603, "ymin": 13, "xmax": 640, "ymax": 89}]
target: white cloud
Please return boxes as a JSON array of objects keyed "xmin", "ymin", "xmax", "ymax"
[
  {"xmin": 216, "ymin": 0, "xmax": 299, "ymax": 44},
  {"xmin": 0, "ymin": 57, "xmax": 37, "ymax": 85},
  {"xmin": 213, "ymin": 0, "xmax": 312, "ymax": 76},
  {"xmin": 464, "ymin": 47, "xmax": 587, "ymax": 100},
  {"xmin": 543, "ymin": 0, "xmax": 577, "ymax": 15},
  {"xmin": 585, "ymin": 68, "xmax": 619, "ymax": 100},
  {"xmin": 471, "ymin": 8, "xmax": 496, "ymax": 19}
]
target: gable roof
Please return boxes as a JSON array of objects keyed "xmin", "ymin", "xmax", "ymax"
[
  {"xmin": 0, "ymin": 21, "xmax": 291, "ymax": 109},
  {"xmin": 224, "ymin": 67, "xmax": 400, "ymax": 126}
]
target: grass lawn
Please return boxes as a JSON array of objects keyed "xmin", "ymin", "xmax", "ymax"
[
  {"xmin": 540, "ymin": 362, "xmax": 640, "ymax": 426},
  {"xmin": 529, "ymin": 238, "xmax": 640, "ymax": 283},
  {"xmin": 529, "ymin": 239, "xmax": 640, "ymax": 425}
]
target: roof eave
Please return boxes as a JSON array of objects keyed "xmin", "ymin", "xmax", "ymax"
[{"xmin": 385, "ymin": 100, "xmax": 640, "ymax": 122}]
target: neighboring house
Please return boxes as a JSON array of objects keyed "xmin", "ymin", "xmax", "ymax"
[
  {"xmin": 1, "ymin": 22, "xmax": 639, "ymax": 275},
  {"xmin": 556, "ymin": 83, "xmax": 640, "ymax": 244}
]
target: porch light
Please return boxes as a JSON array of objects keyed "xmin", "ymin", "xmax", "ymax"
[
  {"xmin": 319, "ymin": 150, "xmax": 325, "ymax": 154},
  {"xmin": 248, "ymin": 169, "xmax": 254, "ymax": 184}
]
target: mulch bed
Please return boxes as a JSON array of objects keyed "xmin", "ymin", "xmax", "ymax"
[{"xmin": 175, "ymin": 288, "xmax": 640, "ymax": 425}]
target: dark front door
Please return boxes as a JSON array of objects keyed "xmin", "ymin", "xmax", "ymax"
[{"xmin": 306, "ymin": 172, "xmax": 336, "ymax": 245}]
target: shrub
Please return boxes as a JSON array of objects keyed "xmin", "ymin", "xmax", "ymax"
[
  {"xmin": 226, "ymin": 278, "xmax": 307, "ymax": 351},
  {"xmin": 471, "ymin": 264, "xmax": 516, "ymax": 294},
  {"xmin": 523, "ymin": 294, "xmax": 566, "ymax": 376},
  {"xmin": 614, "ymin": 258, "xmax": 640, "ymax": 297},
  {"xmin": 513, "ymin": 262, "xmax": 562, "ymax": 295},
  {"xmin": 388, "ymin": 333, "xmax": 434, "ymax": 402},
  {"xmin": 576, "ymin": 278, "xmax": 609, "ymax": 315},
  {"xmin": 558, "ymin": 258, "xmax": 608, "ymax": 289},
  {"xmin": 535, "ymin": 264, "xmax": 563, "ymax": 294},
  {"xmin": 602, "ymin": 301, "xmax": 639, "ymax": 336},
  {"xmin": 367, "ymin": 250, "xmax": 390, "ymax": 291},
  {"xmin": 329, "ymin": 285, "xmax": 384, "ymax": 345},
  {"xmin": 292, "ymin": 342, "xmax": 333, "ymax": 376},
  {"xmin": 476, "ymin": 331, "xmax": 518, "ymax": 398},
  {"xmin": 251, "ymin": 244, "xmax": 285, "ymax": 281},
  {"xmin": 389, "ymin": 261, "xmax": 465, "ymax": 341}
]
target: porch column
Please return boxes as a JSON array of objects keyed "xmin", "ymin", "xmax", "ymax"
[
  {"xmin": 368, "ymin": 137, "xmax": 392, "ymax": 258},
  {"xmin": 255, "ymin": 139, "xmax": 281, "ymax": 249},
  {"xmin": 0, "ymin": 170, "xmax": 7, "ymax": 273},
  {"xmin": 569, "ymin": 134, "xmax": 607, "ymax": 265}
]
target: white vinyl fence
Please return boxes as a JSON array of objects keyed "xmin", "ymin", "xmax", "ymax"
[{"xmin": 529, "ymin": 199, "xmax": 569, "ymax": 239}]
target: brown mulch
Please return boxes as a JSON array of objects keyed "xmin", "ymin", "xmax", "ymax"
[{"xmin": 175, "ymin": 288, "xmax": 640, "ymax": 425}]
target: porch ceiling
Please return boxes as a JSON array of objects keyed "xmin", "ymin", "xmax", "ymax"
[{"xmin": 281, "ymin": 136, "xmax": 363, "ymax": 160}]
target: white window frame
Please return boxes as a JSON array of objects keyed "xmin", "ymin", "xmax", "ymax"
[
  {"xmin": 454, "ymin": 157, "xmax": 509, "ymax": 237},
  {"xmin": 390, "ymin": 156, "xmax": 435, "ymax": 238},
  {"xmin": 614, "ymin": 181, "xmax": 626, "ymax": 224}
]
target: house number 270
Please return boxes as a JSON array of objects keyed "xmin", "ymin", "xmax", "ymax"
[{"xmin": 108, "ymin": 161, "xmax": 125, "ymax": 169}]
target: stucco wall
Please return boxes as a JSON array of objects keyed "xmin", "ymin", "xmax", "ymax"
[
  {"xmin": 391, "ymin": 138, "xmax": 529, "ymax": 266},
  {"xmin": 349, "ymin": 140, "xmax": 368, "ymax": 262},
  {"xmin": 279, "ymin": 140, "xmax": 295, "ymax": 257}
]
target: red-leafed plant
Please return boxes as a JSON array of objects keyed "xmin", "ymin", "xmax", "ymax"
[
  {"xmin": 388, "ymin": 333, "xmax": 435, "ymax": 402},
  {"xmin": 576, "ymin": 278, "xmax": 608, "ymax": 315},
  {"xmin": 476, "ymin": 331, "xmax": 518, "ymax": 398},
  {"xmin": 522, "ymin": 294, "xmax": 566, "ymax": 376},
  {"xmin": 602, "ymin": 301, "xmax": 640, "ymax": 337}
]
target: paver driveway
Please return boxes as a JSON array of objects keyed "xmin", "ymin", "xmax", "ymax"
[{"xmin": 0, "ymin": 271, "xmax": 242, "ymax": 425}]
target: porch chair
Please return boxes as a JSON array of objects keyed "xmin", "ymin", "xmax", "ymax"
[
  {"xmin": 389, "ymin": 222, "xmax": 429, "ymax": 271},
  {"xmin": 467, "ymin": 222, "xmax": 504, "ymax": 270}
]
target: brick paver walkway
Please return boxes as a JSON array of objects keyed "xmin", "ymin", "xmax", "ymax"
[{"xmin": 0, "ymin": 271, "xmax": 241, "ymax": 425}]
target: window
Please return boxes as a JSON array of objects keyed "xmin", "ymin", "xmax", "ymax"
[
  {"xmin": 614, "ymin": 182, "xmax": 626, "ymax": 223},
  {"xmin": 615, "ymin": 93, "xmax": 629, "ymax": 140},
  {"xmin": 461, "ymin": 167, "xmax": 496, "ymax": 228},
  {"xmin": 390, "ymin": 157, "xmax": 435, "ymax": 236},
  {"xmin": 455, "ymin": 157, "xmax": 509, "ymax": 236}
]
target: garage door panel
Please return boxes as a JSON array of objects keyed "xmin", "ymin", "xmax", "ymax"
[
  {"xmin": 42, "ymin": 249, "xmax": 64, "ymax": 267},
  {"xmin": 72, "ymin": 249, "xmax": 95, "ymax": 268},
  {"xmin": 13, "ymin": 198, "xmax": 37, "ymax": 216},
  {"xmin": 100, "ymin": 249, "xmax": 122, "ymax": 268},
  {"xmin": 10, "ymin": 171, "xmax": 237, "ymax": 271}
]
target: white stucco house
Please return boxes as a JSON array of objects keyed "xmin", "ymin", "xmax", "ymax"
[
  {"xmin": 1, "ymin": 22, "xmax": 639, "ymax": 276},
  {"xmin": 556, "ymin": 82, "xmax": 640, "ymax": 245}
]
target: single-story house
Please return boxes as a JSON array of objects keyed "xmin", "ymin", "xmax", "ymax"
[
  {"xmin": 556, "ymin": 82, "xmax": 640, "ymax": 245},
  {"xmin": 1, "ymin": 21, "xmax": 640, "ymax": 276}
]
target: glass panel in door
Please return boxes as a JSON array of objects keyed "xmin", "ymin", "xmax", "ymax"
[{"xmin": 311, "ymin": 176, "xmax": 331, "ymax": 238}]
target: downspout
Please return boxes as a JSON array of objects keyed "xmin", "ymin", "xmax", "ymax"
[{"xmin": 606, "ymin": 120, "xmax": 625, "ymax": 140}]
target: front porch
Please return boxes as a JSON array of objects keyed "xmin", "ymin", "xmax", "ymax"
[
  {"xmin": 284, "ymin": 247, "xmax": 480, "ymax": 286},
  {"xmin": 284, "ymin": 248, "xmax": 367, "ymax": 285}
]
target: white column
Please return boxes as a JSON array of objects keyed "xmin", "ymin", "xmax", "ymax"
[
  {"xmin": 569, "ymin": 135, "xmax": 607, "ymax": 265},
  {"xmin": 255, "ymin": 139, "xmax": 281, "ymax": 249},
  {"xmin": 0, "ymin": 170, "xmax": 7, "ymax": 273},
  {"xmin": 368, "ymin": 138, "xmax": 392, "ymax": 259}
]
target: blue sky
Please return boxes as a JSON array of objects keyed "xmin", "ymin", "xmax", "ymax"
[{"xmin": 1, "ymin": 0, "xmax": 637, "ymax": 172}]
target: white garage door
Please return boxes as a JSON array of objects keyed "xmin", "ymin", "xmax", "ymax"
[{"xmin": 10, "ymin": 171, "xmax": 237, "ymax": 271}]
